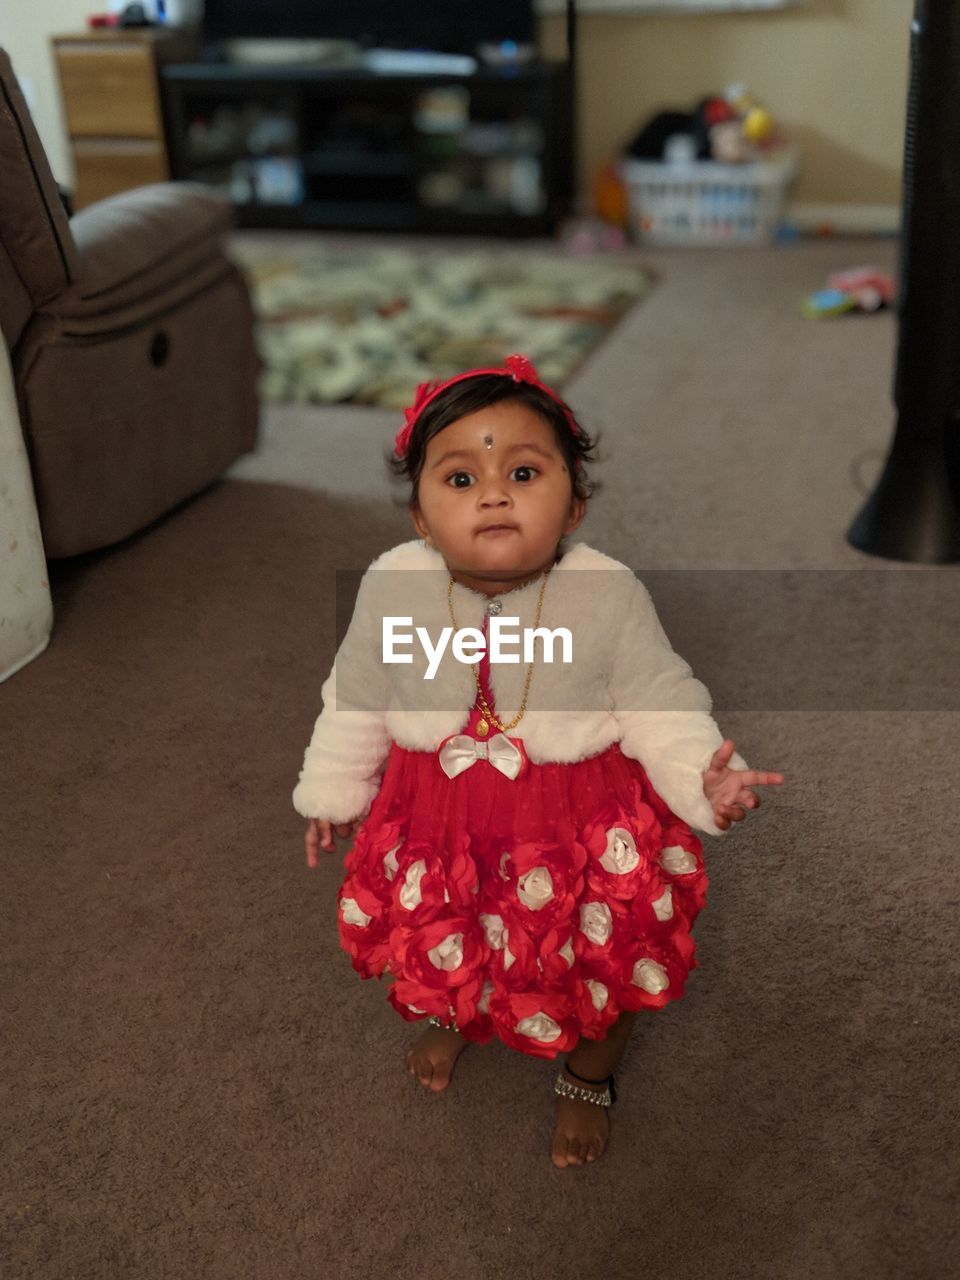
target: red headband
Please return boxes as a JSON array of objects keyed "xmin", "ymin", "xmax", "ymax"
[{"xmin": 394, "ymin": 353, "xmax": 581, "ymax": 461}]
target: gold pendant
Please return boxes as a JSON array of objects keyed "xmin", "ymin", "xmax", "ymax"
[{"xmin": 476, "ymin": 718, "xmax": 489, "ymax": 737}]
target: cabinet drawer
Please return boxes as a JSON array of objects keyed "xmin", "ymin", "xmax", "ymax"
[
  {"xmin": 55, "ymin": 43, "xmax": 163, "ymax": 139},
  {"xmin": 73, "ymin": 141, "xmax": 168, "ymax": 208}
]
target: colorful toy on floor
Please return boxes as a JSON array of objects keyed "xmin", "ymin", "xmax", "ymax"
[
  {"xmin": 802, "ymin": 266, "xmax": 897, "ymax": 318},
  {"xmin": 802, "ymin": 289, "xmax": 860, "ymax": 319},
  {"xmin": 827, "ymin": 266, "xmax": 897, "ymax": 307},
  {"xmin": 561, "ymin": 214, "xmax": 629, "ymax": 255}
]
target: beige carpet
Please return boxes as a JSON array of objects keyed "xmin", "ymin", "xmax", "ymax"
[{"xmin": 3, "ymin": 235, "xmax": 958, "ymax": 1280}]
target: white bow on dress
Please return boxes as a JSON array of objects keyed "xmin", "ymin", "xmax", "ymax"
[{"xmin": 438, "ymin": 732, "xmax": 526, "ymax": 781}]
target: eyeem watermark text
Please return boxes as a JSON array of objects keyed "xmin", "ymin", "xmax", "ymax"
[{"xmin": 383, "ymin": 616, "xmax": 573, "ymax": 680}]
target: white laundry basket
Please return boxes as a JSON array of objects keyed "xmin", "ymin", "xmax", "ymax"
[{"xmin": 621, "ymin": 147, "xmax": 799, "ymax": 246}]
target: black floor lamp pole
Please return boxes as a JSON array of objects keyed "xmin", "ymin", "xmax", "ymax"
[
  {"xmin": 847, "ymin": 0, "xmax": 960, "ymax": 561},
  {"xmin": 566, "ymin": 1, "xmax": 578, "ymax": 209}
]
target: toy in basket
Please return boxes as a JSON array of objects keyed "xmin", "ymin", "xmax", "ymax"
[
  {"xmin": 621, "ymin": 147, "xmax": 799, "ymax": 247},
  {"xmin": 618, "ymin": 86, "xmax": 799, "ymax": 246}
]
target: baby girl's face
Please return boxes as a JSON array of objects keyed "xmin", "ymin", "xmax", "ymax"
[{"xmin": 411, "ymin": 399, "xmax": 584, "ymax": 593}]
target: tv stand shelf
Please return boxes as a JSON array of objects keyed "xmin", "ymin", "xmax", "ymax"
[{"xmin": 161, "ymin": 61, "xmax": 572, "ymax": 235}]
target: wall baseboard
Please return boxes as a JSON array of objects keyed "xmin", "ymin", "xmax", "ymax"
[{"xmin": 785, "ymin": 203, "xmax": 901, "ymax": 235}]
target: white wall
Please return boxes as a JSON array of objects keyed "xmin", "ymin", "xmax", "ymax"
[
  {"xmin": 541, "ymin": 0, "xmax": 911, "ymax": 210},
  {"xmin": 0, "ymin": 0, "xmax": 101, "ymax": 185}
]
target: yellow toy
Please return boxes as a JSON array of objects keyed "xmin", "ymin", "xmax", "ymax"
[{"xmin": 742, "ymin": 107, "xmax": 775, "ymax": 144}]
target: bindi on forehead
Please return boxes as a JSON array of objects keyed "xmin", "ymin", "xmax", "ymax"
[{"xmin": 483, "ymin": 434, "xmax": 494, "ymax": 449}]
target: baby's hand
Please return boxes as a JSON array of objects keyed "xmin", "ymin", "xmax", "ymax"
[
  {"xmin": 305, "ymin": 817, "xmax": 363, "ymax": 868},
  {"xmin": 703, "ymin": 739, "xmax": 784, "ymax": 832}
]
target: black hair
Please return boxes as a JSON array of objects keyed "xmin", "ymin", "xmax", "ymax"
[{"xmin": 389, "ymin": 374, "xmax": 598, "ymax": 508}]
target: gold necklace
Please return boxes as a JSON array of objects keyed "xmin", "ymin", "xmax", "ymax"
[{"xmin": 447, "ymin": 570, "xmax": 550, "ymax": 736}]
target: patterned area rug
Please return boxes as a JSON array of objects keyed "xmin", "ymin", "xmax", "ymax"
[{"xmin": 230, "ymin": 241, "xmax": 652, "ymax": 408}]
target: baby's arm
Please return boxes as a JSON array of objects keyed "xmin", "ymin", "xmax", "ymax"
[
  {"xmin": 293, "ymin": 569, "xmax": 392, "ymax": 853},
  {"xmin": 293, "ymin": 661, "xmax": 391, "ymax": 820},
  {"xmin": 608, "ymin": 573, "xmax": 748, "ymax": 836}
]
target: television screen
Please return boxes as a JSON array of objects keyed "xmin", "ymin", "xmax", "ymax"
[{"xmin": 202, "ymin": 1, "xmax": 536, "ymax": 54}]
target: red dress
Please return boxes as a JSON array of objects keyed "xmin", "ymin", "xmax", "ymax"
[{"xmin": 336, "ymin": 617, "xmax": 708, "ymax": 1059}]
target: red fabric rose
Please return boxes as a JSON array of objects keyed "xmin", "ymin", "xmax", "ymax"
[
  {"xmin": 386, "ymin": 979, "xmax": 452, "ymax": 1023},
  {"xmin": 389, "ymin": 914, "xmax": 488, "ymax": 993},
  {"xmin": 575, "ymin": 895, "xmax": 630, "ymax": 967},
  {"xmin": 627, "ymin": 874, "xmax": 688, "ymax": 938},
  {"xmin": 654, "ymin": 828, "xmax": 708, "ymax": 919},
  {"xmin": 344, "ymin": 818, "xmax": 406, "ymax": 905},
  {"xmin": 487, "ymin": 988, "xmax": 580, "ymax": 1059},
  {"xmin": 613, "ymin": 940, "xmax": 694, "ymax": 1013},
  {"xmin": 478, "ymin": 909, "xmax": 538, "ymax": 991},
  {"xmin": 536, "ymin": 923, "xmax": 580, "ymax": 990},
  {"xmin": 455, "ymin": 979, "xmax": 497, "ymax": 1045},
  {"xmin": 386, "ymin": 973, "xmax": 496, "ymax": 1044},
  {"xmin": 573, "ymin": 976, "xmax": 622, "ymax": 1041},
  {"xmin": 582, "ymin": 809, "xmax": 659, "ymax": 902},
  {"xmin": 336, "ymin": 875, "xmax": 391, "ymax": 978},
  {"xmin": 389, "ymin": 836, "xmax": 478, "ymax": 927},
  {"xmin": 491, "ymin": 839, "xmax": 588, "ymax": 938}
]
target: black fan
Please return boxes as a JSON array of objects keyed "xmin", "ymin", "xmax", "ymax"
[{"xmin": 848, "ymin": 0, "xmax": 960, "ymax": 562}]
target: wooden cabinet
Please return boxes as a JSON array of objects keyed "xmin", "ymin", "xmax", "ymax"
[{"xmin": 52, "ymin": 28, "xmax": 198, "ymax": 209}]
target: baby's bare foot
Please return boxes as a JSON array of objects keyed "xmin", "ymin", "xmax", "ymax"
[
  {"xmin": 405, "ymin": 1024, "xmax": 467, "ymax": 1093},
  {"xmin": 551, "ymin": 1073, "xmax": 611, "ymax": 1168}
]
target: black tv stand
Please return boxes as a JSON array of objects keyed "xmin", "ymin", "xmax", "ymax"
[{"xmin": 161, "ymin": 59, "xmax": 573, "ymax": 235}]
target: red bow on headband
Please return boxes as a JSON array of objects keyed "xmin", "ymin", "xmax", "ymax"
[{"xmin": 394, "ymin": 353, "xmax": 580, "ymax": 461}]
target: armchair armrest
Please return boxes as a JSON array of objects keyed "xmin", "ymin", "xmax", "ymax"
[{"xmin": 66, "ymin": 182, "xmax": 235, "ymax": 318}]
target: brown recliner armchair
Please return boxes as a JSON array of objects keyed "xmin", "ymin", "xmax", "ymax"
[{"xmin": 0, "ymin": 48, "xmax": 258, "ymax": 558}]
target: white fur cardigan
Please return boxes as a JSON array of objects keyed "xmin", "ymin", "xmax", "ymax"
[{"xmin": 292, "ymin": 539, "xmax": 745, "ymax": 836}]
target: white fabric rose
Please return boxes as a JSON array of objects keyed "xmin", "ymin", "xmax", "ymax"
[
  {"xmin": 480, "ymin": 912, "xmax": 506, "ymax": 949},
  {"xmin": 631, "ymin": 958, "xmax": 669, "ymax": 994},
  {"xmin": 477, "ymin": 981, "xmax": 495, "ymax": 1015},
  {"xmin": 651, "ymin": 886, "xmax": 674, "ymax": 921},
  {"xmin": 515, "ymin": 1012, "xmax": 562, "ymax": 1042},
  {"xmin": 517, "ymin": 866, "xmax": 554, "ymax": 910},
  {"xmin": 398, "ymin": 859, "xmax": 427, "ymax": 910},
  {"xmin": 579, "ymin": 901, "xmax": 613, "ymax": 946},
  {"xmin": 498, "ymin": 851, "xmax": 511, "ymax": 882},
  {"xmin": 559, "ymin": 939, "xmax": 575, "ymax": 968},
  {"xmin": 660, "ymin": 845, "xmax": 697, "ymax": 875},
  {"xmin": 427, "ymin": 932, "xmax": 464, "ymax": 972},
  {"xmin": 340, "ymin": 897, "xmax": 372, "ymax": 928},
  {"xmin": 586, "ymin": 979, "xmax": 609, "ymax": 1011},
  {"xmin": 600, "ymin": 826, "xmax": 640, "ymax": 875},
  {"xmin": 383, "ymin": 843, "xmax": 402, "ymax": 881}
]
